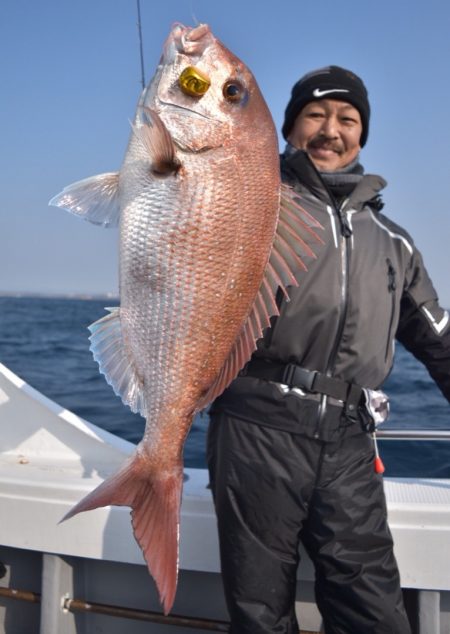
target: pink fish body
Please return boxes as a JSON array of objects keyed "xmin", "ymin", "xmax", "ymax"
[{"xmin": 50, "ymin": 23, "xmax": 322, "ymax": 613}]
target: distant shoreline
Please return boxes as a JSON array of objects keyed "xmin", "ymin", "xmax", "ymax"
[
  {"xmin": 0, "ymin": 292, "xmax": 119, "ymax": 301},
  {"xmin": 1, "ymin": 293, "xmax": 449, "ymax": 312}
]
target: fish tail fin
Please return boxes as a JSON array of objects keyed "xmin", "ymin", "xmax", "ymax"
[
  {"xmin": 61, "ymin": 448, "xmax": 183, "ymax": 615},
  {"xmin": 131, "ymin": 466, "xmax": 183, "ymax": 614}
]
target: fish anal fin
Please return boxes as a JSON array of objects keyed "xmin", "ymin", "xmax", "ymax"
[
  {"xmin": 88, "ymin": 307, "xmax": 146, "ymax": 416},
  {"xmin": 49, "ymin": 172, "xmax": 120, "ymax": 227},
  {"xmin": 132, "ymin": 107, "xmax": 180, "ymax": 176},
  {"xmin": 61, "ymin": 447, "xmax": 183, "ymax": 615}
]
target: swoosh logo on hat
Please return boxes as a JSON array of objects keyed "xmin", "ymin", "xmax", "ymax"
[{"xmin": 312, "ymin": 88, "xmax": 350, "ymax": 97}]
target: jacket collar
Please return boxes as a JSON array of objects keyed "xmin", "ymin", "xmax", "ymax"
[{"xmin": 280, "ymin": 149, "xmax": 386, "ymax": 212}]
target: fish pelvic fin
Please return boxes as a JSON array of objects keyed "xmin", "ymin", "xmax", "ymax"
[
  {"xmin": 132, "ymin": 107, "xmax": 180, "ymax": 176},
  {"xmin": 197, "ymin": 185, "xmax": 324, "ymax": 410},
  {"xmin": 49, "ymin": 172, "xmax": 121, "ymax": 227},
  {"xmin": 88, "ymin": 307, "xmax": 146, "ymax": 416},
  {"xmin": 60, "ymin": 447, "xmax": 183, "ymax": 615}
]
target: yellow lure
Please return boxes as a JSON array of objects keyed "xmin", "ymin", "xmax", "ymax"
[{"xmin": 179, "ymin": 66, "xmax": 211, "ymax": 97}]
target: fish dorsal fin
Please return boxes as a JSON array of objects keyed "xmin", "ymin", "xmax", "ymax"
[
  {"xmin": 197, "ymin": 184, "xmax": 324, "ymax": 409},
  {"xmin": 49, "ymin": 172, "xmax": 120, "ymax": 227},
  {"xmin": 132, "ymin": 107, "xmax": 180, "ymax": 175},
  {"xmin": 88, "ymin": 307, "xmax": 147, "ymax": 416}
]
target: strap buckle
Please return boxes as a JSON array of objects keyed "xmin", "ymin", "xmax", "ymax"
[{"xmin": 282, "ymin": 364, "xmax": 318, "ymax": 391}]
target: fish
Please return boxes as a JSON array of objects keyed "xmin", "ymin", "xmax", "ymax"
[{"xmin": 49, "ymin": 23, "xmax": 323, "ymax": 614}]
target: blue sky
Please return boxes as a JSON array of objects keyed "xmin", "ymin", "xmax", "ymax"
[{"xmin": 1, "ymin": 0, "xmax": 450, "ymax": 306}]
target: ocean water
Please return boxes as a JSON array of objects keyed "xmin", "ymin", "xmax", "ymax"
[{"xmin": 0, "ymin": 296, "xmax": 449, "ymax": 477}]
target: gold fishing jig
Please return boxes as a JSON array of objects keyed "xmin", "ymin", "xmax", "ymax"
[{"xmin": 179, "ymin": 66, "xmax": 211, "ymax": 97}]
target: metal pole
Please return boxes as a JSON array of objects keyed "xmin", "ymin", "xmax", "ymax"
[
  {"xmin": 64, "ymin": 596, "xmax": 230, "ymax": 631},
  {"xmin": 0, "ymin": 586, "xmax": 230, "ymax": 632},
  {"xmin": 0, "ymin": 587, "xmax": 41, "ymax": 603},
  {"xmin": 377, "ymin": 429, "xmax": 450, "ymax": 440}
]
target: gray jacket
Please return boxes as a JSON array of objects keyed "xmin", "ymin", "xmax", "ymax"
[{"xmin": 213, "ymin": 151, "xmax": 450, "ymax": 440}]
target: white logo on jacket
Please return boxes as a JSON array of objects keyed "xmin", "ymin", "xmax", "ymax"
[{"xmin": 421, "ymin": 306, "xmax": 449, "ymax": 335}]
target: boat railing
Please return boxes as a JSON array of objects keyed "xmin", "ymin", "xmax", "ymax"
[{"xmin": 376, "ymin": 429, "xmax": 450, "ymax": 440}]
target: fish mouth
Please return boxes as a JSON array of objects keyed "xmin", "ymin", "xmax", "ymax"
[
  {"xmin": 139, "ymin": 22, "xmax": 227, "ymax": 151},
  {"xmin": 165, "ymin": 23, "xmax": 213, "ymax": 60},
  {"xmin": 144, "ymin": 23, "xmax": 216, "ymax": 123}
]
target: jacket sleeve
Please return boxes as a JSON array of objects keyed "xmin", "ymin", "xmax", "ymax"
[{"xmin": 396, "ymin": 247, "xmax": 450, "ymax": 402}]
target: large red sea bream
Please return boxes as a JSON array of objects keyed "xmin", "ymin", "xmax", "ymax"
[{"xmin": 50, "ymin": 23, "xmax": 322, "ymax": 613}]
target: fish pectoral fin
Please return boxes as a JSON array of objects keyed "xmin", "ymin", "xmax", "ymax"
[
  {"xmin": 88, "ymin": 307, "xmax": 146, "ymax": 416},
  {"xmin": 61, "ymin": 449, "xmax": 183, "ymax": 615},
  {"xmin": 132, "ymin": 107, "xmax": 180, "ymax": 176},
  {"xmin": 49, "ymin": 172, "xmax": 121, "ymax": 227}
]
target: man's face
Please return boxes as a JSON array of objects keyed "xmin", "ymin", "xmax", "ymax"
[{"xmin": 287, "ymin": 99, "xmax": 363, "ymax": 171}]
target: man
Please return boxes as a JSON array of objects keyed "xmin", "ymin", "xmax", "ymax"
[{"xmin": 207, "ymin": 66, "xmax": 450, "ymax": 633}]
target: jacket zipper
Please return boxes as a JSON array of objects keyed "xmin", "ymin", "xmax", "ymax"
[
  {"xmin": 280, "ymin": 153, "xmax": 355, "ymax": 437},
  {"xmin": 385, "ymin": 258, "xmax": 397, "ymax": 361},
  {"xmin": 314, "ymin": 198, "xmax": 353, "ymax": 437}
]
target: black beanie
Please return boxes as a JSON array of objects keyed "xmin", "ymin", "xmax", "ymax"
[{"xmin": 282, "ymin": 65, "xmax": 370, "ymax": 147}]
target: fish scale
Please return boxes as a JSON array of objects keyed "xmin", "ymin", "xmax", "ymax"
[{"xmin": 50, "ymin": 22, "xmax": 323, "ymax": 614}]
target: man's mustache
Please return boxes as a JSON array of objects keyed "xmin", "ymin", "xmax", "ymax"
[{"xmin": 308, "ymin": 136, "xmax": 343, "ymax": 153}]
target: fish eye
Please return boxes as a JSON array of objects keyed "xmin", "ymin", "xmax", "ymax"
[
  {"xmin": 222, "ymin": 80, "xmax": 247, "ymax": 104},
  {"xmin": 179, "ymin": 66, "xmax": 210, "ymax": 97}
]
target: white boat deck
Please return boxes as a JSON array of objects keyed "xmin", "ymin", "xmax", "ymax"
[{"xmin": 1, "ymin": 361, "xmax": 450, "ymax": 633}]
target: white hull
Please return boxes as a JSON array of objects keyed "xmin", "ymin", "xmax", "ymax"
[{"xmin": 1, "ymin": 362, "xmax": 449, "ymax": 633}]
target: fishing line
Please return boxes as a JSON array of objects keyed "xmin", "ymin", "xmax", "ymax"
[{"xmin": 136, "ymin": 0, "xmax": 146, "ymax": 90}]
